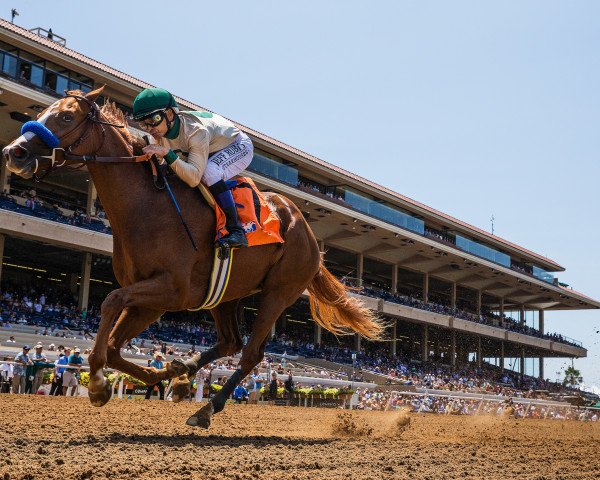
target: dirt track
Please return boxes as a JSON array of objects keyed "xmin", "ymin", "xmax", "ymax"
[{"xmin": 1, "ymin": 395, "xmax": 599, "ymax": 480}]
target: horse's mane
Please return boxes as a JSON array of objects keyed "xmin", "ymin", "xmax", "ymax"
[{"xmin": 100, "ymin": 101, "xmax": 146, "ymax": 154}]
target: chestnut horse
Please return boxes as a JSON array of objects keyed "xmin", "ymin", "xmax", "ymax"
[{"xmin": 3, "ymin": 87, "xmax": 383, "ymax": 428}]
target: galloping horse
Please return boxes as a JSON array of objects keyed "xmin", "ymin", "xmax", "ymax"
[{"xmin": 3, "ymin": 87, "xmax": 383, "ymax": 428}]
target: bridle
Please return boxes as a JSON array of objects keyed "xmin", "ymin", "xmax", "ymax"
[{"xmin": 28, "ymin": 93, "xmax": 151, "ymax": 182}]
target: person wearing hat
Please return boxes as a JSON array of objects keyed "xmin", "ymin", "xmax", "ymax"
[
  {"xmin": 62, "ymin": 347, "xmax": 83, "ymax": 396},
  {"xmin": 30, "ymin": 343, "xmax": 48, "ymax": 394},
  {"xmin": 132, "ymin": 87, "xmax": 254, "ymax": 248},
  {"xmin": 144, "ymin": 352, "xmax": 166, "ymax": 400},
  {"xmin": 50, "ymin": 352, "xmax": 66, "ymax": 396},
  {"xmin": 12, "ymin": 345, "xmax": 32, "ymax": 394}
]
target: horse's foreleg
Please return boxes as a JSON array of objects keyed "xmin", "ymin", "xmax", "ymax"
[
  {"xmin": 104, "ymin": 306, "xmax": 178, "ymax": 382},
  {"xmin": 88, "ymin": 276, "xmax": 184, "ymax": 407}
]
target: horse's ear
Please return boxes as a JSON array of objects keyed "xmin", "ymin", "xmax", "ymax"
[{"xmin": 85, "ymin": 85, "xmax": 106, "ymax": 103}]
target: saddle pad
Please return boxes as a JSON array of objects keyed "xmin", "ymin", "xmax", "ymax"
[{"xmin": 215, "ymin": 177, "xmax": 284, "ymax": 247}]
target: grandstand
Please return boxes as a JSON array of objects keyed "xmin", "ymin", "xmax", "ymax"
[{"xmin": 0, "ymin": 16, "xmax": 598, "ymax": 393}]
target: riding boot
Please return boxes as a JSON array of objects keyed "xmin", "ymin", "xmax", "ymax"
[{"xmin": 209, "ymin": 180, "xmax": 248, "ymax": 248}]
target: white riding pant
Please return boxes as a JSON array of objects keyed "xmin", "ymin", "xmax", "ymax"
[{"xmin": 202, "ymin": 132, "xmax": 254, "ymax": 186}]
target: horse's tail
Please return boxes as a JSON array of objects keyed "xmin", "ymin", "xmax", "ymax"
[{"xmin": 307, "ymin": 263, "xmax": 385, "ymax": 340}]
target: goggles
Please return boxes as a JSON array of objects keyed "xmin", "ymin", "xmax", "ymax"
[{"xmin": 137, "ymin": 110, "xmax": 166, "ymax": 130}]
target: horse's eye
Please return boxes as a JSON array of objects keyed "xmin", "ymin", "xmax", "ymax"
[{"xmin": 62, "ymin": 113, "xmax": 74, "ymax": 123}]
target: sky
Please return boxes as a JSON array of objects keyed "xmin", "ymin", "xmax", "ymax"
[{"xmin": 6, "ymin": 1, "xmax": 600, "ymax": 387}]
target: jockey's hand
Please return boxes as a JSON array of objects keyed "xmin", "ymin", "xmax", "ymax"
[{"xmin": 142, "ymin": 144, "xmax": 169, "ymax": 159}]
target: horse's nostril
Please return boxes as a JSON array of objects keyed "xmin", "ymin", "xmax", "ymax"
[{"xmin": 10, "ymin": 146, "xmax": 28, "ymax": 159}]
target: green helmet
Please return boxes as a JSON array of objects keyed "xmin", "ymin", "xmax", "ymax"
[{"xmin": 132, "ymin": 88, "xmax": 178, "ymax": 120}]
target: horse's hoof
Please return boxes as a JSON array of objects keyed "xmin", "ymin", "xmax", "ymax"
[
  {"xmin": 167, "ymin": 358, "xmax": 189, "ymax": 378},
  {"xmin": 186, "ymin": 402, "xmax": 214, "ymax": 429},
  {"xmin": 171, "ymin": 374, "xmax": 191, "ymax": 403},
  {"xmin": 88, "ymin": 378, "xmax": 112, "ymax": 407}
]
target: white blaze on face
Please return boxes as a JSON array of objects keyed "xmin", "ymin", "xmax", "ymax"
[{"xmin": 7, "ymin": 101, "xmax": 61, "ymax": 148}]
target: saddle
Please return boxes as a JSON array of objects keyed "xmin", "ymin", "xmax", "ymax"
[{"xmin": 208, "ymin": 177, "xmax": 284, "ymax": 247}]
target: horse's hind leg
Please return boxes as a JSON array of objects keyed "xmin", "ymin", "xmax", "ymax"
[
  {"xmin": 171, "ymin": 300, "xmax": 243, "ymax": 402},
  {"xmin": 186, "ymin": 289, "xmax": 294, "ymax": 428}
]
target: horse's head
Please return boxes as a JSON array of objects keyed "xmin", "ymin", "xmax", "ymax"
[{"xmin": 2, "ymin": 86, "xmax": 105, "ymax": 179}]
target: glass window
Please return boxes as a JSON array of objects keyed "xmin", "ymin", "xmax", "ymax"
[
  {"xmin": 2, "ymin": 53, "xmax": 17, "ymax": 77},
  {"xmin": 30, "ymin": 64, "xmax": 44, "ymax": 87},
  {"xmin": 247, "ymin": 153, "xmax": 299, "ymax": 185},
  {"xmin": 456, "ymin": 235, "xmax": 511, "ymax": 267},
  {"xmin": 532, "ymin": 266, "xmax": 554, "ymax": 284}
]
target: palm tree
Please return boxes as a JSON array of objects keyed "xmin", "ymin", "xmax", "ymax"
[{"xmin": 563, "ymin": 366, "xmax": 583, "ymax": 388}]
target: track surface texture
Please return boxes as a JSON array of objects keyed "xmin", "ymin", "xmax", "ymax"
[{"xmin": 1, "ymin": 395, "xmax": 599, "ymax": 480}]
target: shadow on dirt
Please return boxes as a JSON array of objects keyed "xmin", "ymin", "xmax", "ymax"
[{"xmin": 63, "ymin": 433, "xmax": 330, "ymax": 448}]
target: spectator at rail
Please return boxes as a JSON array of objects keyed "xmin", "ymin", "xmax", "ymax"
[
  {"xmin": 284, "ymin": 370, "xmax": 295, "ymax": 399},
  {"xmin": 248, "ymin": 367, "xmax": 263, "ymax": 404},
  {"xmin": 12, "ymin": 345, "xmax": 32, "ymax": 394},
  {"xmin": 233, "ymin": 381, "xmax": 249, "ymax": 404},
  {"xmin": 144, "ymin": 352, "xmax": 165, "ymax": 400},
  {"xmin": 62, "ymin": 347, "xmax": 82, "ymax": 396},
  {"xmin": 0, "ymin": 356, "xmax": 14, "ymax": 393},
  {"xmin": 49, "ymin": 352, "xmax": 67, "ymax": 396},
  {"xmin": 268, "ymin": 372, "xmax": 279, "ymax": 404},
  {"xmin": 194, "ymin": 367, "xmax": 210, "ymax": 403},
  {"xmin": 30, "ymin": 342, "xmax": 48, "ymax": 393}
]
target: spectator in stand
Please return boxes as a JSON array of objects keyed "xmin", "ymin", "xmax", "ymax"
[
  {"xmin": 62, "ymin": 347, "xmax": 83, "ymax": 396},
  {"xmin": 144, "ymin": 353, "xmax": 165, "ymax": 400},
  {"xmin": 12, "ymin": 345, "xmax": 32, "ymax": 394}
]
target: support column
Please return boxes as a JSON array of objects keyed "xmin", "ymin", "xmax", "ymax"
[
  {"xmin": 500, "ymin": 341, "xmax": 505, "ymax": 372},
  {"xmin": 391, "ymin": 264, "xmax": 398, "ymax": 294},
  {"xmin": 520, "ymin": 305, "xmax": 525, "ymax": 325},
  {"xmin": 520, "ymin": 347, "xmax": 525, "ymax": 381},
  {"xmin": 86, "ymin": 180, "xmax": 97, "ymax": 216},
  {"xmin": 422, "ymin": 273, "xmax": 429, "ymax": 303},
  {"xmin": 451, "ymin": 330, "xmax": 456, "ymax": 370},
  {"xmin": 476, "ymin": 290, "xmax": 482, "ymax": 314},
  {"xmin": 477, "ymin": 336, "xmax": 482, "ymax": 368},
  {"xmin": 356, "ymin": 253, "xmax": 363, "ymax": 287},
  {"xmin": 78, "ymin": 252, "xmax": 92, "ymax": 312},
  {"xmin": 421, "ymin": 324, "xmax": 429, "ymax": 362},
  {"xmin": 0, "ymin": 160, "xmax": 10, "ymax": 193},
  {"xmin": 451, "ymin": 282, "xmax": 457, "ymax": 310},
  {"xmin": 270, "ymin": 322, "xmax": 276, "ymax": 340},
  {"xmin": 354, "ymin": 333, "xmax": 361, "ymax": 351},
  {"xmin": 0, "ymin": 234, "xmax": 5, "ymax": 284},
  {"xmin": 499, "ymin": 297, "xmax": 505, "ymax": 325},
  {"xmin": 313, "ymin": 323, "xmax": 322, "ymax": 346},
  {"xmin": 390, "ymin": 319, "xmax": 397, "ymax": 356},
  {"xmin": 539, "ymin": 309, "xmax": 545, "ymax": 380}
]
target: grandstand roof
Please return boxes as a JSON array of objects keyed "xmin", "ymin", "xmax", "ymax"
[{"xmin": 0, "ymin": 18, "xmax": 564, "ymax": 273}]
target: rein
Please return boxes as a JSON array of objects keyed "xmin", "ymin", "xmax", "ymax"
[{"xmin": 30, "ymin": 94, "xmax": 151, "ymax": 181}]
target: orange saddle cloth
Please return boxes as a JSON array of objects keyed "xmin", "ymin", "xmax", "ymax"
[{"xmin": 214, "ymin": 177, "xmax": 284, "ymax": 247}]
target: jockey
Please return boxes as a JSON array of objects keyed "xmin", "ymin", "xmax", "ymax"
[{"xmin": 132, "ymin": 88, "xmax": 252, "ymax": 248}]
